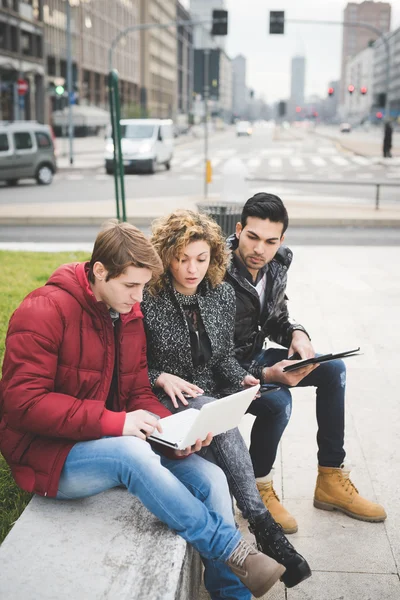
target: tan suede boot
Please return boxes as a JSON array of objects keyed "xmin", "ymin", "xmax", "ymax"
[
  {"xmin": 314, "ymin": 465, "xmax": 387, "ymax": 522},
  {"xmin": 257, "ymin": 477, "xmax": 298, "ymax": 534}
]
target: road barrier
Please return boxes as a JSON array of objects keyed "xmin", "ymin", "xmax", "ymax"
[
  {"xmin": 198, "ymin": 177, "xmax": 399, "ymax": 235},
  {"xmin": 248, "ymin": 177, "xmax": 399, "ymax": 211}
]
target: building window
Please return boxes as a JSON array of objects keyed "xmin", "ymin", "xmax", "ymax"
[
  {"xmin": 10, "ymin": 25, "xmax": 18, "ymax": 52},
  {"xmin": 21, "ymin": 30, "xmax": 33, "ymax": 55},
  {"xmin": 0, "ymin": 22, "xmax": 6, "ymax": 50}
]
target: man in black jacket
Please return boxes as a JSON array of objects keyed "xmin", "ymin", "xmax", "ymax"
[{"xmin": 225, "ymin": 192, "xmax": 386, "ymax": 533}]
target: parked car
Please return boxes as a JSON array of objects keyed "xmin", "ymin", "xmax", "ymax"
[
  {"xmin": 0, "ymin": 121, "xmax": 57, "ymax": 186},
  {"xmin": 105, "ymin": 119, "xmax": 174, "ymax": 174},
  {"xmin": 339, "ymin": 122, "xmax": 352, "ymax": 133},
  {"xmin": 236, "ymin": 120, "xmax": 253, "ymax": 136}
]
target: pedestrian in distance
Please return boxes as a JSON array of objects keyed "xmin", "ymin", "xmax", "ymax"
[
  {"xmin": 0, "ymin": 219, "xmax": 286, "ymax": 600},
  {"xmin": 383, "ymin": 120, "xmax": 393, "ymax": 158},
  {"xmin": 225, "ymin": 192, "xmax": 387, "ymax": 533},
  {"xmin": 141, "ymin": 209, "xmax": 312, "ymax": 589}
]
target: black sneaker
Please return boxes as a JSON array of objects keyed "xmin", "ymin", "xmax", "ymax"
[{"xmin": 249, "ymin": 513, "xmax": 312, "ymax": 588}]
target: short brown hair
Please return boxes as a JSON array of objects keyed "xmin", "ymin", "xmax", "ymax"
[
  {"xmin": 148, "ymin": 210, "xmax": 228, "ymax": 295},
  {"xmin": 88, "ymin": 219, "xmax": 163, "ymax": 283}
]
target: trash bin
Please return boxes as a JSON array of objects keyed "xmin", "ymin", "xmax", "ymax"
[{"xmin": 197, "ymin": 201, "xmax": 244, "ymax": 236}]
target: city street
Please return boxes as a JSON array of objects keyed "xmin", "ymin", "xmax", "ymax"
[{"xmin": 0, "ymin": 124, "xmax": 399, "ymax": 211}]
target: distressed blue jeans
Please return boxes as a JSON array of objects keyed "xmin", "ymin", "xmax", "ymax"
[
  {"xmin": 161, "ymin": 395, "xmax": 268, "ymax": 525},
  {"xmin": 248, "ymin": 348, "xmax": 346, "ymax": 477},
  {"xmin": 56, "ymin": 436, "xmax": 250, "ymax": 600}
]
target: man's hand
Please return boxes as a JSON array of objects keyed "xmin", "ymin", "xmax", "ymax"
[
  {"xmin": 122, "ymin": 410, "xmax": 163, "ymax": 439},
  {"xmin": 174, "ymin": 433, "xmax": 213, "ymax": 457},
  {"xmin": 289, "ymin": 330, "xmax": 315, "ymax": 360},
  {"xmin": 155, "ymin": 372, "xmax": 204, "ymax": 408},
  {"xmin": 263, "ymin": 360, "xmax": 318, "ymax": 387}
]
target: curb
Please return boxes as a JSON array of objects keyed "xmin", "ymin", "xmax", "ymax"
[{"xmin": 1, "ymin": 215, "xmax": 400, "ymax": 228}]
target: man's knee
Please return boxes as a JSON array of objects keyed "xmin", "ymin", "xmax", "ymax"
[
  {"xmin": 320, "ymin": 358, "xmax": 346, "ymax": 387},
  {"xmin": 249, "ymin": 388, "xmax": 292, "ymax": 421}
]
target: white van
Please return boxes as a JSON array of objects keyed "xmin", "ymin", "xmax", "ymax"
[{"xmin": 105, "ymin": 119, "xmax": 174, "ymax": 174}]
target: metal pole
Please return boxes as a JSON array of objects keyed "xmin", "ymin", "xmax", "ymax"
[
  {"xmin": 375, "ymin": 184, "xmax": 380, "ymax": 210},
  {"xmin": 66, "ymin": 0, "xmax": 74, "ymax": 165},
  {"xmin": 203, "ymin": 49, "xmax": 210, "ymax": 199}
]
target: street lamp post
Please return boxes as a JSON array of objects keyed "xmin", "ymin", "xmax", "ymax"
[{"xmin": 66, "ymin": 0, "xmax": 74, "ymax": 165}]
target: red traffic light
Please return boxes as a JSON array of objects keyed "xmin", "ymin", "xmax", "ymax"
[
  {"xmin": 295, "ymin": 106, "xmax": 302, "ymax": 113},
  {"xmin": 348, "ymin": 84, "xmax": 355, "ymax": 94},
  {"xmin": 360, "ymin": 86, "xmax": 367, "ymax": 95},
  {"xmin": 328, "ymin": 87, "xmax": 334, "ymax": 96},
  {"xmin": 376, "ymin": 111, "xmax": 383, "ymax": 119}
]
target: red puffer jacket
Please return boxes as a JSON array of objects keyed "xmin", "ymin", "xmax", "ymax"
[{"xmin": 0, "ymin": 262, "xmax": 171, "ymax": 497}]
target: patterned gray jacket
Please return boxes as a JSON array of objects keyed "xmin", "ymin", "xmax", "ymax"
[{"xmin": 141, "ymin": 279, "xmax": 249, "ymax": 401}]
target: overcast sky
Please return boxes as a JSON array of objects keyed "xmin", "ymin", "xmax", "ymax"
[{"xmin": 184, "ymin": 0, "xmax": 400, "ymax": 104}]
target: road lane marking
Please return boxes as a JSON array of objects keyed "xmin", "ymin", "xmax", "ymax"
[
  {"xmin": 290, "ymin": 158, "xmax": 305, "ymax": 168},
  {"xmin": 268, "ymin": 158, "xmax": 283, "ymax": 169},
  {"xmin": 350, "ymin": 156, "xmax": 371, "ymax": 165}
]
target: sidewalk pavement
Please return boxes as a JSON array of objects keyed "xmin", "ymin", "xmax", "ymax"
[
  {"xmin": 314, "ymin": 125, "xmax": 400, "ymax": 161},
  {"xmin": 199, "ymin": 244, "xmax": 400, "ymax": 599},
  {"xmin": 1, "ymin": 193, "xmax": 400, "ymax": 228}
]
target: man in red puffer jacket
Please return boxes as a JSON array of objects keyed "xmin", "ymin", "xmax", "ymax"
[{"xmin": 0, "ymin": 220, "xmax": 283, "ymax": 600}]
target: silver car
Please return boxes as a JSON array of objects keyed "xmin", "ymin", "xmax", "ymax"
[{"xmin": 0, "ymin": 121, "xmax": 57, "ymax": 186}]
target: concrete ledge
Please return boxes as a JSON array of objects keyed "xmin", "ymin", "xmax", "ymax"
[{"xmin": 0, "ymin": 489, "xmax": 202, "ymax": 600}]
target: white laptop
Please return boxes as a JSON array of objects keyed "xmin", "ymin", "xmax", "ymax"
[{"xmin": 148, "ymin": 384, "xmax": 260, "ymax": 450}]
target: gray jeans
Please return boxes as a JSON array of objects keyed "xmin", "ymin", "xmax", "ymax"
[{"xmin": 160, "ymin": 394, "xmax": 267, "ymax": 524}]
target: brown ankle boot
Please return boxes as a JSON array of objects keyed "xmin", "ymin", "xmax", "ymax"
[
  {"xmin": 257, "ymin": 478, "xmax": 298, "ymax": 534},
  {"xmin": 226, "ymin": 538, "xmax": 286, "ymax": 598},
  {"xmin": 314, "ymin": 465, "xmax": 387, "ymax": 522}
]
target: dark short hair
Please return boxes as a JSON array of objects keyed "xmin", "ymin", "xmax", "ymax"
[{"xmin": 241, "ymin": 193, "xmax": 289, "ymax": 235}]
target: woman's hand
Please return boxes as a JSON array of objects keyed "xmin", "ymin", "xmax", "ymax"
[
  {"xmin": 174, "ymin": 433, "xmax": 213, "ymax": 457},
  {"xmin": 155, "ymin": 372, "xmax": 204, "ymax": 408},
  {"xmin": 241, "ymin": 374, "xmax": 260, "ymax": 387}
]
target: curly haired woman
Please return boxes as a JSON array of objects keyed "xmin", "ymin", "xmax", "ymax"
[{"xmin": 141, "ymin": 209, "xmax": 311, "ymax": 589}]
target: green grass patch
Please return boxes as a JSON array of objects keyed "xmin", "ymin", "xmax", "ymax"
[{"xmin": 0, "ymin": 250, "xmax": 89, "ymax": 543}]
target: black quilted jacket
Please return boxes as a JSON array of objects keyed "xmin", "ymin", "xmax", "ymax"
[
  {"xmin": 225, "ymin": 234, "xmax": 310, "ymax": 380},
  {"xmin": 142, "ymin": 278, "xmax": 248, "ymax": 400}
]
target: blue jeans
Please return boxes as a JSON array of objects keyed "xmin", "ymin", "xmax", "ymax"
[
  {"xmin": 161, "ymin": 394, "xmax": 268, "ymax": 524},
  {"xmin": 248, "ymin": 348, "xmax": 346, "ymax": 477},
  {"xmin": 56, "ymin": 436, "xmax": 251, "ymax": 600}
]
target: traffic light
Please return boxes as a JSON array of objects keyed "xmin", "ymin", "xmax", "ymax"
[
  {"xmin": 55, "ymin": 85, "xmax": 65, "ymax": 96},
  {"xmin": 211, "ymin": 9, "xmax": 228, "ymax": 35},
  {"xmin": 269, "ymin": 11, "xmax": 285, "ymax": 34},
  {"xmin": 347, "ymin": 84, "xmax": 355, "ymax": 95},
  {"xmin": 376, "ymin": 111, "xmax": 383, "ymax": 119},
  {"xmin": 360, "ymin": 86, "xmax": 367, "ymax": 95},
  {"xmin": 328, "ymin": 87, "xmax": 334, "ymax": 96}
]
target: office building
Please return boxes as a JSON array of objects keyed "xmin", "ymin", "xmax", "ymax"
[
  {"xmin": 0, "ymin": 0, "xmax": 45, "ymax": 121},
  {"xmin": 139, "ymin": 0, "xmax": 177, "ymax": 118},
  {"xmin": 176, "ymin": 1, "xmax": 193, "ymax": 125},
  {"xmin": 340, "ymin": 1, "xmax": 391, "ymax": 104}
]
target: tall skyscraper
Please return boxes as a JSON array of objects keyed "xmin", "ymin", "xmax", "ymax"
[
  {"xmin": 340, "ymin": 1, "xmax": 391, "ymax": 104},
  {"xmin": 232, "ymin": 55, "xmax": 247, "ymax": 118},
  {"xmin": 190, "ymin": 0, "xmax": 226, "ymax": 49},
  {"xmin": 290, "ymin": 55, "xmax": 306, "ymax": 118}
]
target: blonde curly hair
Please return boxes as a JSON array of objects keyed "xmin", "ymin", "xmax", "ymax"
[{"xmin": 148, "ymin": 209, "xmax": 229, "ymax": 295}]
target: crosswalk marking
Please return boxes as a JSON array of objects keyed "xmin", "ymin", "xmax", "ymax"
[
  {"xmin": 290, "ymin": 158, "xmax": 305, "ymax": 167},
  {"xmin": 247, "ymin": 158, "xmax": 261, "ymax": 169},
  {"xmin": 180, "ymin": 156, "xmax": 203, "ymax": 168},
  {"xmin": 350, "ymin": 156, "xmax": 370, "ymax": 165},
  {"xmin": 311, "ymin": 157, "xmax": 327, "ymax": 167},
  {"xmin": 331, "ymin": 156, "xmax": 350, "ymax": 166},
  {"xmin": 268, "ymin": 158, "xmax": 283, "ymax": 168}
]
